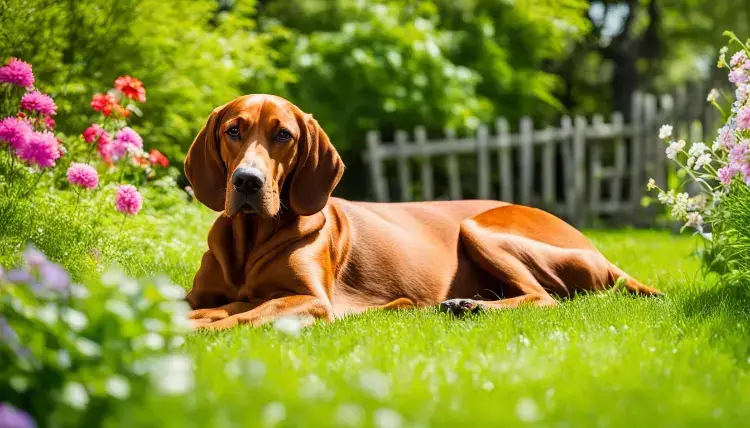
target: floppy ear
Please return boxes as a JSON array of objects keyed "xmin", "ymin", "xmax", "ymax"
[
  {"xmin": 184, "ymin": 106, "xmax": 227, "ymax": 212},
  {"xmin": 290, "ymin": 115, "xmax": 345, "ymax": 216}
]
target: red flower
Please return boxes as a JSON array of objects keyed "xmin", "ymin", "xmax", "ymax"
[
  {"xmin": 148, "ymin": 149, "xmax": 169, "ymax": 168},
  {"xmin": 43, "ymin": 116, "xmax": 55, "ymax": 130},
  {"xmin": 114, "ymin": 75, "xmax": 146, "ymax": 103},
  {"xmin": 91, "ymin": 93, "xmax": 118, "ymax": 116}
]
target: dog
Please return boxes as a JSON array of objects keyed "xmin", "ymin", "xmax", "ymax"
[{"xmin": 184, "ymin": 94, "xmax": 660, "ymax": 330}]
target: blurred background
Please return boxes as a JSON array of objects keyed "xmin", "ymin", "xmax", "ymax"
[{"xmin": 2, "ymin": 0, "xmax": 748, "ymax": 223}]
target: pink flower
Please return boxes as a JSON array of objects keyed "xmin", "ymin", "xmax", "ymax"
[
  {"xmin": 719, "ymin": 165, "xmax": 739, "ymax": 185},
  {"xmin": 738, "ymin": 107, "xmax": 750, "ymax": 131},
  {"xmin": 82, "ymin": 124, "xmax": 111, "ymax": 145},
  {"xmin": 730, "ymin": 50, "xmax": 747, "ymax": 68},
  {"xmin": 17, "ymin": 131, "xmax": 60, "ymax": 168},
  {"xmin": 42, "ymin": 115, "xmax": 55, "ymax": 130},
  {"xmin": 0, "ymin": 116, "xmax": 33, "ymax": 151},
  {"xmin": 729, "ymin": 143, "xmax": 747, "ymax": 164},
  {"xmin": 742, "ymin": 163, "xmax": 750, "ymax": 186},
  {"xmin": 0, "ymin": 57, "xmax": 34, "ymax": 89},
  {"xmin": 115, "ymin": 184, "xmax": 143, "ymax": 215},
  {"xmin": 729, "ymin": 69, "xmax": 749, "ymax": 85},
  {"xmin": 111, "ymin": 127, "xmax": 143, "ymax": 159},
  {"xmin": 20, "ymin": 91, "xmax": 57, "ymax": 116},
  {"xmin": 66, "ymin": 163, "xmax": 99, "ymax": 189}
]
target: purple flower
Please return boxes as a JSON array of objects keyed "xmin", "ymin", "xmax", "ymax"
[
  {"xmin": 729, "ymin": 69, "xmax": 749, "ymax": 86},
  {"xmin": 738, "ymin": 107, "xmax": 750, "ymax": 131},
  {"xmin": 20, "ymin": 91, "xmax": 56, "ymax": 116},
  {"xmin": 22, "ymin": 246, "xmax": 46, "ymax": 268},
  {"xmin": 110, "ymin": 127, "xmax": 143, "ymax": 160},
  {"xmin": 0, "ymin": 117, "xmax": 32, "ymax": 152},
  {"xmin": 66, "ymin": 163, "xmax": 99, "ymax": 189},
  {"xmin": 16, "ymin": 131, "xmax": 60, "ymax": 168},
  {"xmin": 0, "ymin": 403, "xmax": 36, "ymax": 428},
  {"xmin": 0, "ymin": 58, "xmax": 35, "ymax": 89},
  {"xmin": 718, "ymin": 165, "xmax": 738, "ymax": 185},
  {"xmin": 39, "ymin": 262, "xmax": 69, "ymax": 292},
  {"xmin": 730, "ymin": 50, "xmax": 747, "ymax": 68},
  {"xmin": 5, "ymin": 270, "xmax": 33, "ymax": 284}
]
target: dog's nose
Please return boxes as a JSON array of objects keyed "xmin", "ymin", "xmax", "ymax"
[{"xmin": 231, "ymin": 167, "xmax": 265, "ymax": 195}]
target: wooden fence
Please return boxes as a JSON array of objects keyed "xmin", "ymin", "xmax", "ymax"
[{"xmin": 363, "ymin": 85, "xmax": 718, "ymax": 226}]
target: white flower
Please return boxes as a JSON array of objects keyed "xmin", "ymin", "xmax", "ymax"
[
  {"xmin": 712, "ymin": 138, "xmax": 724, "ymax": 152},
  {"xmin": 156, "ymin": 282, "xmax": 186, "ymax": 300},
  {"xmin": 646, "ymin": 178, "xmax": 656, "ymax": 190},
  {"xmin": 149, "ymin": 354, "xmax": 193, "ymax": 395},
  {"xmin": 144, "ymin": 318, "xmax": 166, "ymax": 332},
  {"xmin": 62, "ymin": 309, "xmax": 88, "ymax": 332},
  {"xmin": 335, "ymin": 404, "xmax": 364, "ymax": 427},
  {"xmin": 359, "ymin": 371, "xmax": 390, "ymax": 399},
  {"xmin": 515, "ymin": 397, "xmax": 542, "ymax": 423},
  {"xmin": 373, "ymin": 408, "xmax": 403, "ymax": 428},
  {"xmin": 671, "ymin": 192, "xmax": 690, "ymax": 219},
  {"xmin": 658, "ymin": 124, "xmax": 673, "ymax": 140},
  {"xmin": 36, "ymin": 303, "xmax": 58, "ymax": 325},
  {"xmin": 135, "ymin": 333, "xmax": 165, "ymax": 350},
  {"xmin": 262, "ymin": 402, "xmax": 286, "ymax": 427},
  {"xmin": 62, "ymin": 382, "xmax": 89, "ymax": 410},
  {"xmin": 686, "ymin": 212, "xmax": 704, "ymax": 229},
  {"xmin": 687, "ymin": 157, "xmax": 695, "ymax": 168},
  {"xmin": 106, "ymin": 299, "xmax": 134, "ymax": 320},
  {"xmin": 70, "ymin": 284, "xmax": 90, "ymax": 299},
  {"xmin": 119, "ymin": 278, "xmax": 140, "ymax": 296},
  {"xmin": 713, "ymin": 191, "xmax": 724, "ymax": 204},
  {"xmin": 101, "ymin": 268, "xmax": 126, "ymax": 287},
  {"xmin": 76, "ymin": 337, "xmax": 101, "ymax": 357},
  {"xmin": 707, "ymin": 89, "xmax": 720, "ymax": 102},
  {"xmin": 658, "ymin": 191, "xmax": 675, "ymax": 205},
  {"xmin": 694, "ymin": 153, "xmax": 712, "ymax": 170},
  {"xmin": 688, "ymin": 142, "xmax": 707, "ymax": 157},
  {"xmin": 273, "ymin": 316, "xmax": 303, "ymax": 336},
  {"xmin": 10, "ymin": 376, "xmax": 28, "ymax": 392},
  {"xmin": 666, "ymin": 140, "xmax": 685, "ymax": 160},
  {"xmin": 106, "ymin": 375, "xmax": 131, "ymax": 399}
]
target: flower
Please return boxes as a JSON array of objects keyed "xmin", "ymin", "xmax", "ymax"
[
  {"xmin": 665, "ymin": 140, "xmax": 685, "ymax": 160},
  {"xmin": 729, "ymin": 69, "xmax": 749, "ymax": 86},
  {"xmin": 114, "ymin": 75, "xmax": 146, "ymax": 103},
  {"xmin": 90, "ymin": 93, "xmax": 119, "ymax": 116},
  {"xmin": 718, "ymin": 125, "xmax": 737, "ymax": 149},
  {"xmin": 646, "ymin": 178, "xmax": 656, "ymax": 191},
  {"xmin": 694, "ymin": 153, "xmax": 712, "ymax": 170},
  {"xmin": 719, "ymin": 165, "xmax": 738, "ymax": 186},
  {"xmin": 39, "ymin": 262, "xmax": 70, "ymax": 292},
  {"xmin": 20, "ymin": 91, "xmax": 57, "ymax": 116},
  {"xmin": 82, "ymin": 124, "xmax": 111, "ymax": 145},
  {"xmin": 658, "ymin": 190, "xmax": 675, "ymax": 205},
  {"xmin": 688, "ymin": 142, "xmax": 707, "ymax": 157},
  {"xmin": 62, "ymin": 382, "xmax": 89, "ymax": 410},
  {"xmin": 737, "ymin": 107, "xmax": 750, "ymax": 130},
  {"xmin": 42, "ymin": 115, "xmax": 55, "ymax": 130},
  {"xmin": 0, "ymin": 116, "xmax": 32, "ymax": 151},
  {"xmin": 66, "ymin": 163, "xmax": 99, "ymax": 189},
  {"xmin": 149, "ymin": 355, "xmax": 194, "ymax": 395},
  {"xmin": 115, "ymin": 184, "xmax": 143, "ymax": 216},
  {"xmin": 62, "ymin": 309, "xmax": 88, "ymax": 332},
  {"xmin": 731, "ymin": 50, "xmax": 748, "ymax": 68},
  {"xmin": 658, "ymin": 125, "xmax": 673, "ymax": 140},
  {"xmin": 149, "ymin": 149, "xmax": 169, "ymax": 167},
  {"xmin": 0, "ymin": 57, "xmax": 35, "ymax": 89},
  {"xmin": 17, "ymin": 131, "xmax": 60, "ymax": 168},
  {"xmin": 373, "ymin": 408, "xmax": 403, "ymax": 428},
  {"xmin": 111, "ymin": 127, "xmax": 143, "ymax": 159},
  {"xmin": 707, "ymin": 89, "xmax": 720, "ymax": 103},
  {"xmin": 0, "ymin": 403, "xmax": 36, "ymax": 428},
  {"xmin": 730, "ymin": 143, "xmax": 748, "ymax": 164},
  {"xmin": 685, "ymin": 212, "xmax": 703, "ymax": 229}
]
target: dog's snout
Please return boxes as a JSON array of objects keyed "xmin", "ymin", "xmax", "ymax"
[{"xmin": 232, "ymin": 167, "xmax": 265, "ymax": 195}]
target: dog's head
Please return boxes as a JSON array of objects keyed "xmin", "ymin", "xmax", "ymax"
[{"xmin": 185, "ymin": 95, "xmax": 344, "ymax": 218}]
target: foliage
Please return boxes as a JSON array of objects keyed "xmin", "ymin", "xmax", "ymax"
[
  {"xmin": 647, "ymin": 32, "xmax": 750, "ymax": 277},
  {"xmin": 0, "ymin": 247, "xmax": 192, "ymax": 428}
]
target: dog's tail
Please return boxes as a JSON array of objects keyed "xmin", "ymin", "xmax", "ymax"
[{"xmin": 608, "ymin": 263, "xmax": 663, "ymax": 296}]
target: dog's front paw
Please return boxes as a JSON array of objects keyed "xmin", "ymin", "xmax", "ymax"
[{"xmin": 439, "ymin": 299, "xmax": 484, "ymax": 316}]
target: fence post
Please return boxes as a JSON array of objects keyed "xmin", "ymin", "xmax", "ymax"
[
  {"xmin": 629, "ymin": 92, "xmax": 644, "ymax": 213},
  {"xmin": 610, "ymin": 112, "xmax": 626, "ymax": 211},
  {"xmin": 415, "ymin": 126, "xmax": 434, "ymax": 201},
  {"xmin": 496, "ymin": 118, "xmax": 513, "ymax": 203},
  {"xmin": 366, "ymin": 130, "xmax": 388, "ymax": 202},
  {"xmin": 560, "ymin": 116, "xmax": 574, "ymax": 219},
  {"xmin": 573, "ymin": 115, "xmax": 587, "ymax": 226},
  {"xmin": 541, "ymin": 127, "xmax": 555, "ymax": 210},
  {"xmin": 519, "ymin": 117, "xmax": 534, "ymax": 205},
  {"xmin": 643, "ymin": 94, "xmax": 658, "ymax": 192},
  {"xmin": 444, "ymin": 127, "xmax": 462, "ymax": 200},
  {"xmin": 395, "ymin": 130, "xmax": 411, "ymax": 201},
  {"xmin": 588, "ymin": 115, "xmax": 604, "ymax": 217},
  {"xmin": 476, "ymin": 125, "xmax": 491, "ymax": 199}
]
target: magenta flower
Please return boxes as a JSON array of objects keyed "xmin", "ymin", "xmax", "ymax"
[
  {"xmin": 17, "ymin": 131, "xmax": 60, "ymax": 168},
  {"xmin": 82, "ymin": 124, "xmax": 111, "ymax": 145},
  {"xmin": 115, "ymin": 184, "xmax": 143, "ymax": 215},
  {"xmin": 0, "ymin": 403, "xmax": 36, "ymax": 428},
  {"xmin": 0, "ymin": 57, "xmax": 35, "ymax": 89},
  {"xmin": 738, "ymin": 107, "xmax": 750, "ymax": 131},
  {"xmin": 0, "ymin": 116, "xmax": 32, "ymax": 151},
  {"xmin": 719, "ymin": 165, "xmax": 739, "ymax": 185},
  {"xmin": 20, "ymin": 91, "xmax": 57, "ymax": 116},
  {"xmin": 66, "ymin": 163, "xmax": 99, "ymax": 189},
  {"xmin": 111, "ymin": 127, "xmax": 143, "ymax": 159}
]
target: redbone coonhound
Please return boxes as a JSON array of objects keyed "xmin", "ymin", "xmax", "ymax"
[{"xmin": 185, "ymin": 95, "xmax": 660, "ymax": 330}]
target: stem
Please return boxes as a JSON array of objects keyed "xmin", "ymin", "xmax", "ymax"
[
  {"xmin": 118, "ymin": 151, "xmax": 130, "ymax": 184},
  {"xmin": 118, "ymin": 213, "xmax": 127, "ymax": 233}
]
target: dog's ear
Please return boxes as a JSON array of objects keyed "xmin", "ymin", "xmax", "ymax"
[
  {"xmin": 290, "ymin": 115, "xmax": 345, "ymax": 216},
  {"xmin": 184, "ymin": 105, "xmax": 227, "ymax": 212}
]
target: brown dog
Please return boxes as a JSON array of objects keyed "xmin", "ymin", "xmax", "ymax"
[{"xmin": 184, "ymin": 95, "xmax": 660, "ymax": 330}]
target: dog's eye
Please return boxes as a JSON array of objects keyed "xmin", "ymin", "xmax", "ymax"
[
  {"xmin": 226, "ymin": 126, "xmax": 241, "ymax": 139},
  {"xmin": 274, "ymin": 129, "xmax": 292, "ymax": 142}
]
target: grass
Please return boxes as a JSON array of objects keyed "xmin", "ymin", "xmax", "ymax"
[
  {"xmin": 4, "ymin": 192, "xmax": 749, "ymax": 427},
  {"xmin": 106, "ymin": 228, "xmax": 750, "ymax": 428}
]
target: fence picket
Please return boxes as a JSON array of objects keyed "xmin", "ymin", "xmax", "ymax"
[
  {"xmin": 395, "ymin": 130, "xmax": 411, "ymax": 201},
  {"xmin": 519, "ymin": 117, "xmax": 534, "ymax": 205},
  {"xmin": 495, "ymin": 118, "xmax": 513, "ymax": 203},
  {"xmin": 542, "ymin": 127, "xmax": 555, "ymax": 208},
  {"xmin": 610, "ymin": 112, "xmax": 626, "ymax": 207},
  {"xmin": 589, "ymin": 115, "xmax": 604, "ymax": 215},
  {"xmin": 476, "ymin": 125, "xmax": 491, "ymax": 199},
  {"xmin": 444, "ymin": 127, "xmax": 462, "ymax": 200},
  {"xmin": 415, "ymin": 126, "xmax": 433, "ymax": 201},
  {"xmin": 573, "ymin": 116, "xmax": 587, "ymax": 226},
  {"xmin": 366, "ymin": 130, "xmax": 388, "ymax": 202}
]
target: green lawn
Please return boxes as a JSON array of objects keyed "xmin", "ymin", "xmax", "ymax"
[{"xmin": 100, "ymin": 227, "xmax": 750, "ymax": 428}]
